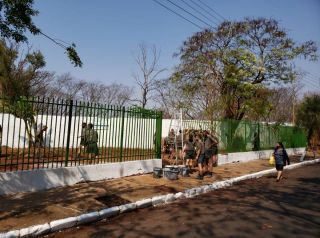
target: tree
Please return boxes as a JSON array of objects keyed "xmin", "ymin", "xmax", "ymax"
[
  {"xmin": 296, "ymin": 93, "xmax": 320, "ymax": 146},
  {"xmin": 0, "ymin": 0, "xmax": 82, "ymax": 67},
  {"xmin": 0, "ymin": 40, "xmax": 53, "ymax": 144},
  {"xmin": 133, "ymin": 44, "xmax": 166, "ymax": 108},
  {"xmin": 47, "ymin": 73, "xmax": 86, "ymax": 100},
  {"xmin": 80, "ymin": 82, "xmax": 133, "ymax": 106},
  {"xmin": 171, "ymin": 18, "xmax": 318, "ymax": 122},
  {"xmin": 263, "ymin": 81, "xmax": 303, "ymax": 124}
]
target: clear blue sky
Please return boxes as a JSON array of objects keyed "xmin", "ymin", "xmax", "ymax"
[{"xmin": 27, "ymin": 0, "xmax": 320, "ymax": 94}]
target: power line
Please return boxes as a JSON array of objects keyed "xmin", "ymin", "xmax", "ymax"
[
  {"xmin": 198, "ymin": 0, "xmax": 226, "ymax": 21},
  {"xmin": 305, "ymin": 73, "xmax": 320, "ymax": 82},
  {"xmin": 189, "ymin": 0, "xmax": 224, "ymax": 24},
  {"xmin": 306, "ymin": 71, "xmax": 320, "ymax": 79},
  {"xmin": 301, "ymin": 73, "xmax": 320, "ymax": 85},
  {"xmin": 165, "ymin": 0, "xmax": 215, "ymax": 29},
  {"xmin": 152, "ymin": 0, "xmax": 203, "ymax": 29},
  {"xmin": 153, "ymin": 0, "xmax": 318, "ymax": 91},
  {"xmin": 178, "ymin": 0, "xmax": 220, "ymax": 27},
  {"xmin": 301, "ymin": 77, "xmax": 320, "ymax": 88},
  {"xmin": 303, "ymin": 78, "xmax": 320, "ymax": 88}
]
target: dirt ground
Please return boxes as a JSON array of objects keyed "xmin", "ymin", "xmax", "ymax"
[{"xmin": 45, "ymin": 163, "xmax": 320, "ymax": 238}]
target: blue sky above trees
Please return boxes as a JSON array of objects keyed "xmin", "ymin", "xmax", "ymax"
[{"xmin": 26, "ymin": 0, "xmax": 320, "ymax": 94}]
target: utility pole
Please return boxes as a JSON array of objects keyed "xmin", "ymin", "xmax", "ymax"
[{"xmin": 292, "ymin": 93, "xmax": 295, "ymax": 125}]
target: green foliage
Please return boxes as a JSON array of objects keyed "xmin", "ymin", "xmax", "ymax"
[
  {"xmin": 228, "ymin": 134, "xmax": 246, "ymax": 152},
  {"xmin": 0, "ymin": 40, "xmax": 46, "ymax": 143},
  {"xmin": 171, "ymin": 18, "xmax": 318, "ymax": 121},
  {"xmin": 130, "ymin": 106, "xmax": 160, "ymax": 119},
  {"xmin": 66, "ymin": 43, "xmax": 82, "ymax": 67},
  {"xmin": 296, "ymin": 93, "xmax": 320, "ymax": 144},
  {"xmin": 0, "ymin": 0, "xmax": 82, "ymax": 67},
  {"xmin": 0, "ymin": 40, "xmax": 45, "ymax": 98},
  {"xmin": 0, "ymin": 0, "xmax": 40, "ymax": 42}
]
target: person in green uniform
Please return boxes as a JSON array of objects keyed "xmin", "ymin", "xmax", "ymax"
[
  {"xmin": 86, "ymin": 123, "xmax": 99, "ymax": 161},
  {"xmin": 183, "ymin": 135, "xmax": 196, "ymax": 171},
  {"xmin": 77, "ymin": 122, "xmax": 87, "ymax": 158}
]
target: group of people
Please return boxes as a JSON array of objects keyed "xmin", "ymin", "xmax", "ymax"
[
  {"xmin": 163, "ymin": 128, "xmax": 219, "ymax": 180},
  {"xmin": 183, "ymin": 130, "xmax": 219, "ymax": 180},
  {"xmin": 78, "ymin": 122, "xmax": 99, "ymax": 159},
  {"xmin": 32, "ymin": 122, "xmax": 99, "ymax": 159}
]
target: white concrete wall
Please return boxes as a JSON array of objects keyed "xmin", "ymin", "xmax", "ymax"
[
  {"xmin": 217, "ymin": 147, "xmax": 305, "ymax": 165},
  {"xmin": 0, "ymin": 147, "xmax": 305, "ymax": 195},
  {"xmin": 0, "ymin": 159, "xmax": 162, "ymax": 195},
  {"xmin": 0, "ymin": 114, "xmax": 157, "ymax": 149}
]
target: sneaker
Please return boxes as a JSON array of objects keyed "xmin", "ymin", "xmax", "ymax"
[{"xmin": 206, "ymin": 172, "xmax": 213, "ymax": 178}]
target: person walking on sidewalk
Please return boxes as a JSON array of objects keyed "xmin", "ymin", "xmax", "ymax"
[{"xmin": 273, "ymin": 142, "xmax": 290, "ymax": 182}]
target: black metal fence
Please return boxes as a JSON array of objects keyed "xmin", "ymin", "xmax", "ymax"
[{"xmin": 0, "ymin": 97, "xmax": 162, "ymax": 172}]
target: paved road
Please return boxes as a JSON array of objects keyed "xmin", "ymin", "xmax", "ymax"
[{"xmin": 46, "ymin": 164, "xmax": 320, "ymax": 238}]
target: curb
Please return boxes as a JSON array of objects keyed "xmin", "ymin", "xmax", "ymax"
[{"xmin": 1, "ymin": 158, "xmax": 319, "ymax": 238}]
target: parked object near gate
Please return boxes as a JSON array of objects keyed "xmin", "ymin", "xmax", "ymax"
[
  {"xmin": 178, "ymin": 165, "xmax": 190, "ymax": 177},
  {"xmin": 153, "ymin": 167, "xmax": 162, "ymax": 178},
  {"xmin": 163, "ymin": 168, "xmax": 179, "ymax": 180}
]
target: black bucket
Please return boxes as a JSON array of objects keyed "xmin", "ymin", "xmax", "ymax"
[
  {"xmin": 153, "ymin": 167, "xmax": 163, "ymax": 178},
  {"xmin": 165, "ymin": 165, "xmax": 179, "ymax": 173},
  {"xmin": 163, "ymin": 168, "xmax": 179, "ymax": 180},
  {"xmin": 179, "ymin": 166, "xmax": 190, "ymax": 177},
  {"xmin": 171, "ymin": 166, "xmax": 180, "ymax": 173}
]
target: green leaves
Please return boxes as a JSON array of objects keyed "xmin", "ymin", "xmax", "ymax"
[
  {"xmin": 0, "ymin": 0, "xmax": 40, "ymax": 42},
  {"xmin": 66, "ymin": 43, "xmax": 83, "ymax": 68},
  {"xmin": 0, "ymin": 0, "xmax": 83, "ymax": 67},
  {"xmin": 171, "ymin": 17, "xmax": 318, "ymax": 121},
  {"xmin": 296, "ymin": 94, "xmax": 320, "ymax": 144}
]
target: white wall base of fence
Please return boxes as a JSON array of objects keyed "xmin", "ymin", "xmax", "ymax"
[
  {"xmin": 0, "ymin": 147, "xmax": 305, "ymax": 196},
  {"xmin": 218, "ymin": 147, "xmax": 305, "ymax": 165},
  {"xmin": 0, "ymin": 159, "xmax": 162, "ymax": 196}
]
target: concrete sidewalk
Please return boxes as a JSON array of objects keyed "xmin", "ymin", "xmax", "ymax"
[{"xmin": 0, "ymin": 155, "xmax": 306, "ymax": 233}]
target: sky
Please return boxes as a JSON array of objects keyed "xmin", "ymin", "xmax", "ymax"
[{"xmin": 26, "ymin": 0, "xmax": 320, "ymax": 95}]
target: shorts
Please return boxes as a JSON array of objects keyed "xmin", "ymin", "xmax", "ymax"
[
  {"xmin": 185, "ymin": 150, "xmax": 195, "ymax": 160},
  {"xmin": 86, "ymin": 142, "xmax": 99, "ymax": 155},
  {"xmin": 276, "ymin": 164, "xmax": 283, "ymax": 171},
  {"xmin": 197, "ymin": 154, "xmax": 205, "ymax": 164},
  {"xmin": 204, "ymin": 147, "xmax": 218, "ymax": 159}
]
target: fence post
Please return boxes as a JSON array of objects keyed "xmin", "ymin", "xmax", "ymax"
[
  {"xmin": 119, "ymin": 106, "xmax": 125, "ymax": 162},
  {"xmin": 65, "ymin": 100, "xmax": 73, "ymax": 166},
  {"xmin": 155, "ymin": 111, "xmax": 163, "ymax": 159}
]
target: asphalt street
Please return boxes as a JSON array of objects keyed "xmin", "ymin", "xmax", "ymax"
[{"xmin": 45, "ymin": 164, "xmax": 320, "ymax": 238}]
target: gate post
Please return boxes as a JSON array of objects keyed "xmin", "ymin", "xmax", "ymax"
[
  {"xmin": 155, "ymin": 111, "xmax": 163, "ymax": 159},
  {"xmin": 119, "ymin": 106, "xmax": 125, "ymax": 162},
  {"xmin": 65, "ymin": 100, "xmax": 73, "ymax": 166}
]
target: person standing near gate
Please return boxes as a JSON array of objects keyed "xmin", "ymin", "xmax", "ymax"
[
  {"xmin": 77, "ymin": 122, "xmax": 87, "ymax": 158},
  {"xmin": 35, "ymin": 124, "xmax": 48, "ymax": 158},
  {"xmin": 252, "ymin": 132, "xmax": 260, "ymax": 151},
  {"xmin": 86, "ymin": 123, "xmax": 99, "ymax": 161}
]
